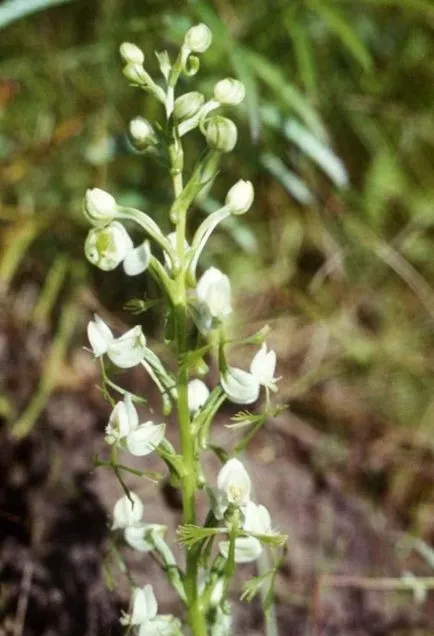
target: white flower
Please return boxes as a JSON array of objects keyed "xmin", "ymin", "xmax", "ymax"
[
  {"xmin": 119, "ymin": 42, "xmax": 144, "ymax": 65},
  {"xmin": 84, "ymin": 188, "xmax": 117, "ymax": 226},
  {"xmin": 204, "ymin": 116, "xmax": 237, "ymax": 152},
  {"xmin": 188, "ymin": 379, "xmax": 210, "ymax": 414},
  {"xmin": 225, "ymin": 180, "xmax": 254, "ymax": 215},
  {"xmin": 214, "ymin": 78, "xmax": 245, "ymax": 105},
  {"xmin": 128, "ymin": 117, "xmax": 156, "ymax": 150},
  {"xmin": 242, "ymin": 501, "xmax": 273, "ymax": 535},
  {"xmin": 184, "ymin": 23, "xmax": 212, "ymax": 53},
  {"xmin": 196, "ymin": 267, "xmax": 232, "ymax": 321},
  {"xmin": 122, "ymin": 241, "xmax": 151, "ymax": 276},
  {"xmin": 85, "ymin": 222, "xmax": 133, "ymax": 271},
  {"xmin": 112, "ymin": 492, "xmax": 144, "ymax": 530},
  {"xmin": 126, "ymin": 420, "xmax": 165, "ymax": 456},
  {"xmin": 124, "ymin": 524, "xmax": 166, "ymax": 552},
  {"xmin": 217, "ymin": 458, "xmax": 251, "ymax": 507},
  {"xmin": 87, "ymin": 315, "xmax": 114, "ymax": 357},
  {"xmin": 107, "ymin": 325, "xmax": 147, "ymax": 368},
  {"xmin": 121, "ymin": 585, "xmax": 181, "ymax": 636},
  {"xmin": 87, "ymin": 317, "xmax": 147, "ymax": 368},
  {"xmin": 105, "ymin": 394, "xmax": 138, "ymax": 444},
  {"xmin": 221, "ymin": 367, "xmax": 260, "ymax": 405},
  {"xmin": 250, "ymin": 343, "xmax": 278, "ymax": 392},
  {"xmin": 219, "ymin": 536, "xmax": 262, "ymax": 563}
]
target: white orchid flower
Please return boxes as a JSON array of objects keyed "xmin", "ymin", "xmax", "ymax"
[
  {"xmin": 221, "ymin": 366, "xmax": 260, "ymax": 405},
  {"xmin": 87, "ymin": 316, "xmax": 147, "ymax": 368},
  {"xmin": 250, "ymin": 343, "xmax": 279, "ymax": 392},
  {"xmin": 217, "ymin": 457, "xmax": 251, "ymax": 508},
  {"xmin": 112, "ymin": 492, "xmax": 144, "ymax": 530},
  {"xmin": 85, "ymin": 221, "xmax": 133, "ymax": 271},
  {"xmin": 121, "ymin": 585, "xmax": 181, "ymax": 635}
]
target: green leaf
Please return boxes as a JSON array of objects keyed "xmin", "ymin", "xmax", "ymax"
[
  {"xmin": 261, "ymin": 106, "xmax": 349, "ymax": 188},
  {"xmin": 309, "ymin": 0, "xmax": 373, "ymax": 71},
  {"xmin": 244, "ymin": 49, "xmax": 327, "ymax": 139},
  {"xmin": 260, "ymin": 152, "xmax": 315, "ymax": 205}
]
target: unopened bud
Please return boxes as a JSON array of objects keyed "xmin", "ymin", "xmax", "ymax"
[
  {"xmin": 174, "ymin": 91, "xmax": 205, "ymax": 122},
  {"xmin": 122, "ymin": 63, "xmax": 148, "ymax": 86},
  {"xmin": 128, "ymin": 117, "xmax": 156, "ymax": 150},
  {"xmin": 205, "ymin": 116, "xmax": 237, "ymax": 153},
  {"xmin": 184, "ymin": 24, "xmax": 212, "ymax": 53},
  {"xmin": 84, "ymin": 188, "xmax": 117, "ymax": 227},
  {"xmin": 119, "ymin": 42, "xmax": 144, "ymax": 65},
  {"xmin": 225, "ymin": 180, "xmax": 254, "ymax": 215},
  {"xmin": 214, "ymin": 78, "xmax": 245, "ymax": 105}
]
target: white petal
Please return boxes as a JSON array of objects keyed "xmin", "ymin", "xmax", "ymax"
[
  {"xmin": 217, "ymin": 458, "xmax": 251, "ymax": 507},
  {"xmin": 87, "ymin": 315, "xmax": 114, "ymax": 357},
  {"xmin": 107, "ymin": 325, "xmax": 147, "ymax": 368},
  {"xmin": 219, "ymin": 536, "xmax": 262, "ymax": 563},
  {"xmin": 123, "ymin": 241, "xmax": 151, "ymax": 276},
  {"xmin": 124, "ymin": 524, "xmax": 165, "ymax": 552},
  {"xmin": 84, "ymin": 222, "xmax": 133, "ymax": 271},
  {"xmin": 105, "ymin": 395, "xmax": 139, "ymax": 444},
  {"xmin": 126, "ymin": 422, "xmax": 165, "ymax": 456},
  {"xmin": 221, "ymin": 367, "xmax": 260, "ymax": 405},
  {"xmin": 243, "ymin": 501, "xmax": 272, "ymax": 535},
  {"xmin": 188, "ymin": 379, "xmax": 210, "ymax": 414},
  {"xmin": 129, "ymin": 584, "xmax": 158, "ymax": 624},
  {"xmin": 196, "ymin": 267, "xmax": 232, "ymax": 320},
  {"xmin": 250, "ymin": 343, "xmax": 277, "ymax": 388},
  {"xmin": 112, "ymin": 492, "xmax": 143, "ymax": 529}
]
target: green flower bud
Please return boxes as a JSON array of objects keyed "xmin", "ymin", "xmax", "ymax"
[
  {"xmin": 204, "ymin": 116, "xmax": 237, "ymax": 152},
  {"xmin": 122, "ymin": 63, "xmax": 148, "ymax": 86},
  {"xmin": 225, "ymin": 179, "xmax": 254, "ymax": 215},
  {"xmin": 184, "ymin": 23, "xmax": 212, "ymax": 53},
  {"xmin": 119, "ymin": 42, "xmax": 144, "ymax": 65},
  {"xmin": 173, "ymin": 91, "xmax": 205, "ymax": 122},
  {"xmin": 84, "ymin": 188, "xmax": 117, "ymax": 227},
  {"xmin": 128, "ymin": 117, "xmax": 156, "ymax": 150},
  {"xmin": 84, "ymin": 222, "xmax": 133, "ymax": 271},
  {"xmin": 214, "ymin": 78, "xmax": 245, "ymax": 105}
]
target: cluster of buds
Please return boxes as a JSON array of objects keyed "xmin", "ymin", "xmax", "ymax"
[{"xmin": 82, "ymin": 22, "xmax": 285, "ymax": 636}]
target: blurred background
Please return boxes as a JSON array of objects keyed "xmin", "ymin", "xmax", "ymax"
[{"xmin": 1, "ymin": 0, "xmax": 434, "ymax": 634}]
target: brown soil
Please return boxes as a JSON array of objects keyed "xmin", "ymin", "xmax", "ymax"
[{"xmin": 1, "ymin": 294, "xmax": 434, "ymax": 636}]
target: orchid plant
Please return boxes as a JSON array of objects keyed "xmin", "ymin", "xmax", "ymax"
[{"xmin": 83, "ymin": 23, "xmax": 286, "ymax": 636}]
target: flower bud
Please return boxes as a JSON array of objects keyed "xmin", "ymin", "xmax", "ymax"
[
  {"xmin": 173, "ymin": 91, "xmax": 205, "ymax": 122},
  {"xmin": 128, "ymin": 117, "xmax": 156, "ymax": 151},
  {"xmin": 187, "ymin": 379, "xmax": 210, "ymax": 414},
  {"xmin": 122, "ymin": 63, "xmax": 148, "ymax": 85},
  {"xmin": 119, "ymin": 42, "xmax": 144, "ymax": 65},
  {"xmin": 196, "ymin": 267, "xmax": 232, "ymax": 322},
  {"xmin": 204, "ymin": 116, "xmax": 237, "ymax": 152},
  {"xmin": 184, "ymin": 23, "xmax": 212, "ymax": 53},
  {"xmin": 84, "ymin": 222, "xmax": 133, "ymax": 271},
  {"xmin": 214, "ymin": 78, "xmax": 245, "ymax": 105},
  {"xmin": 112, "ymin": 492, "xmax": 144, "ymax": 529},
  {"xmin": 221, "ymin": 367, "xmax": 260, "ymax": 405},
  {"xmin": 84, "ymin": 188, "xmax": 117, "ymax": 226},
  {"xmin": 225, "ymin": 179, "xmax": 254, "ymax": 215}
]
